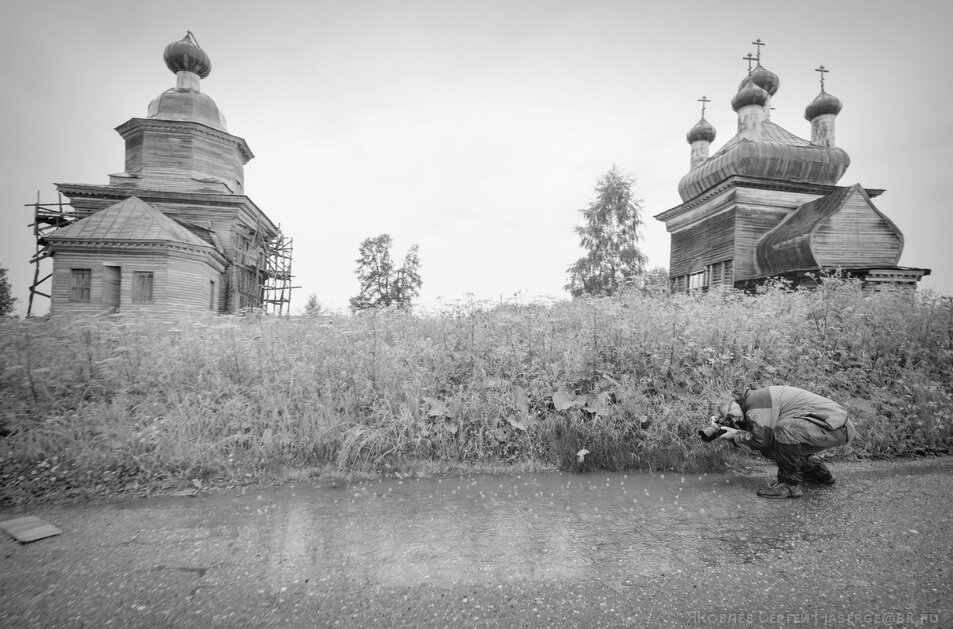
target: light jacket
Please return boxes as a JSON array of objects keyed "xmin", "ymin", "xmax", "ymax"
[{"xmin": 738, "ymin": 385, "xmax": 849, "ymax": 452}]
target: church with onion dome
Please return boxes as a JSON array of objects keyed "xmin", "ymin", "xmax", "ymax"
[
  {"xmin": 655, "ymin": 40, "xmax": 930, "ymax": 292},
  {"xmin": 41, "ymin": 33, "xmax": 291, "ymax": 315}
]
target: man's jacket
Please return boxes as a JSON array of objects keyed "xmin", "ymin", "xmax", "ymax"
[{"xmin": 739, "ymin": 385, "xmax": 849, "ymax": 451}]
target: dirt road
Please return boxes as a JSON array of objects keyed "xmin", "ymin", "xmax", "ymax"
[{"xmin": 1, "ymin": 457, "xmax": 951, "ymax": 627}]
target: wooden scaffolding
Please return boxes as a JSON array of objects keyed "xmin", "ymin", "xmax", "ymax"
[
  {"xmin": 25, "ymin": 193, "xmax": 78, "ymax": 317},
  {"xmin": 259, "ymin": 231, "xmax": 296, "ymax": 316},
  {"xmin": 26, "ymin": 193, "xmax": 297, "ymax": 316}
]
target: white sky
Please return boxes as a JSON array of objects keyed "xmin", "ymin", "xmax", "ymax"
[{"xmin": 2, "ymin": 0, "xmax": 951, "ymax": 315}]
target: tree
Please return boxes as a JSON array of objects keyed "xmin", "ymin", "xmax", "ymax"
[
  {"xmin": 0, "ymin": 266, "xmax": 15, "ymax": 317},
  {"xmin": 349, "ymin": 234, "xmax": 422, "ymax": 310},
  {"xmin": 566, "ymin": 166, "xmax": 648, "ymax": 298},
  {"xmin": 303, "ymin": 293, "xmax": 323, "ymax": 316},
  {"xmin": 640, "ymin": 266, "xmax": 672, "ymax": 295}
]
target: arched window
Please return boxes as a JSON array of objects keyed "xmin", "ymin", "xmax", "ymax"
[{"xmin": 688, "ymin": 258, "xmax": 707, "ymax": 291}]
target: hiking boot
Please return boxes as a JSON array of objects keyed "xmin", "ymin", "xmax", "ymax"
[
  {"xmin": 803, "ymin": 455, "xmax": 836, "ymax": 485},
  {"xmin": 757, "ymin": 482, "xmax": 803, "ymax": 499}
]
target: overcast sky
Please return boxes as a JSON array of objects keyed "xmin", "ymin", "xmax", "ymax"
[{"xmin": 2, "ymin": 0, "xmax": 951, "ymax": 315}]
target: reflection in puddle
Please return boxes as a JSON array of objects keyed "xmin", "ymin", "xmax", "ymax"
[{"xmin": 256, "ymin": 472, "xmax": 780, "ymax": 589}]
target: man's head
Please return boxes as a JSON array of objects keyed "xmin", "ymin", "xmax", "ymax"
[{"xmin": 717, "ymin": 395, "xmax": 744, "ymax": 426}]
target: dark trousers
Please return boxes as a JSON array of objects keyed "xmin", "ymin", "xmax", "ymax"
[{"xmin": 763, "ymin": 418, "xmax": 853, "ymax": 485}]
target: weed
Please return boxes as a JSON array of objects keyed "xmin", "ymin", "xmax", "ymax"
[{"xmin": 1, "ymin": 280, "xmax": 951, "ymax": 503}]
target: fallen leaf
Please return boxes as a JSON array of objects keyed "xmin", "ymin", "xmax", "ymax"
[
  {"xmin": 553, "ymin": 389, "xmax": 576, "ymax": 411},
  {"xmin": 506, "ymin": 415, "xmax": 527, "ymax": 431}
]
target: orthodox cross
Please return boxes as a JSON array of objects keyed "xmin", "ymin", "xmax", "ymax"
[
  {"xmin": 698, "ymin": 95, "xmax": 710, "ymax": 117},
  {"xmin": 751, "ymin": 38, "xmax": 766, "ymax": 61},
  {"xmin": 743, "ymin": 52, "xmax": 758, "ymax": 73},
  {"xmin": 815, "ymin": 65, "xmax": 829, "ymax": 91}
]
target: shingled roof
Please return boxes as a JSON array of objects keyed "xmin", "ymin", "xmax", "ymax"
[
  {"xmin": 755, "ymin": 184, "xmax": 902, "ymax": 276},
  {"xmin": 45, "ymin": 196, "xmax": 214, "ymax": 250},
  {"xmin": 677, "ymin": 120, "xmax": 851, "ymax": 201}
]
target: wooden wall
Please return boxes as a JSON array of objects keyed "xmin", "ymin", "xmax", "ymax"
[
  {"xmin": 734, "ymin": 207, "xmax": 790, "ymax": 280},
  {"xmin": 122, "ymin": 120, "xmax": 246, "ymax": 195},
  {"xmin": 669, "ymin": 209, "xmax": 735, "ymax": 277},
  {"xmin": 51, "ymin": 249, "xmax": 221, "ymax": 315}
]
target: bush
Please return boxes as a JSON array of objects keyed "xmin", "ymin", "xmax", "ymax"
[{"xmin": 1, "ymin": 279, "xmax": 951, "ymax": 503}]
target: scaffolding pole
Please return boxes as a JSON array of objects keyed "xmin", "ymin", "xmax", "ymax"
[
  {"xmin": 26, "ymin": 192, "xmax": 77, "ymax": 317},
  {"xmin": 259, "ymin": 230, "xmax": 297, "ymax": 316}
]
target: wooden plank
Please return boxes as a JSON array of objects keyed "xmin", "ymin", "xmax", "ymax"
[{"xmin": 0, "ymin": 516, "xmax": 62, "ymax": 543}]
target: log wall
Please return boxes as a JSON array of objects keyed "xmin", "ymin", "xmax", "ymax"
[
  {"xmin": 669, "ymin": 209, "xmax": 735, "ymax": 277},
  {"xmin": 51, "ymin": 249, "xmax": 220, "ymax": 315}
]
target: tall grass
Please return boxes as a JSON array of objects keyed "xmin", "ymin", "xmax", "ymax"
[{"xmin": 2, "ymin": 278, "xmax": 952, "ymax": 502}]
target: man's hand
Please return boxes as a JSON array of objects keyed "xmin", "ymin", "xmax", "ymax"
[{"xmin": 718, "ymin": 426, "xmax": 740, "ymax": 442}]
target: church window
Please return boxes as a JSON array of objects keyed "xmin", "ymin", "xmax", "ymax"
[
  {"xmin": 132, "ymin": 271, "xmax": 154, "ymax": 303},
  {"xmin": 688, "ymin": 270, "xmax": 707, "ymax": 290},
  {"xmin": 69, "ymin": 269, "xmax": 91, "ymax": 302}
]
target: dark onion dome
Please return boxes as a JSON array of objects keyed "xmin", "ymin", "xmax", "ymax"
[
  {"xmin": 686, "ymin": 117, "xmax": 716, "ymax": 143},
  {"xmin": 731, "ymin": 78, "xmax": 769, "ymax": 111},
  {"xmin": 738, "ymin": 64, "xmax": 780, "ymax": 96},
  {"xmin": 164, "ymin": 33, "xmax": 211, "ymax": 78},
  {"xmin": 804, "ymin": 90, "xmax": 843, "ymax": 120}
]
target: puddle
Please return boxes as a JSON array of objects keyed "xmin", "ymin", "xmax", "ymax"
[{"xmin": 173, "ymin": 471, "xmax": 802, "ymax": 589}]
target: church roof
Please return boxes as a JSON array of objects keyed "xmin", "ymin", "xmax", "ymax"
[
  {"xmin": 677, "ymin": 120, "xmax": 850, "ymax": 201},
  {"xmin": 676, "ymin": 52, "xmax": 851, "ymax": 202},
  {"xmin": 45, "ymin": 196, "xmax": 215, "ymax": 250},
  {"xmin": 148, "ymin": 32, "xmax": 227, "ymax": 132},
  {"xmin": 148, "ymin": 90, "xmax": 227, "ymax": 132},
  {"xmin": 754, "ymin": 184, "xmax": 901, "ymax": 276}
]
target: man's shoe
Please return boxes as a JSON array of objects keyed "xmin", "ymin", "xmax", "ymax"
[
  {"xmin": 757, "ymin": 482, "xmax": 803, "ymax": 499},
  {"xmin": 803, "ymin": 456, "xmax": 836, "ymax": 485}
]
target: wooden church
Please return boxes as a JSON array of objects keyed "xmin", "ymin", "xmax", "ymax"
[
  {"xmin": 655, "ymin": 43, "xmax": 929, "ymax": 292},
  {"xmin": 39, "ymin": 33, "xmax": 291, "ymax": 315}
]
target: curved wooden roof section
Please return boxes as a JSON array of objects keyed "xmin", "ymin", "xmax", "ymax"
[
  {"xmin": 677, "ymin": 121, "xmax": 850, "ymax": 202},
  {"xmin": 755, "ymin": 184, "xmax": 904, "ymax": 276}
]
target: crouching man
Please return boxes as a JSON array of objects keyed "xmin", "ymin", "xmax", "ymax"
[{"xmin": 715, "ymin": 385, "xmax": 858, "ymax": 499}]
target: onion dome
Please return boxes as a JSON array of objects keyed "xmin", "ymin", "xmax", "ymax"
[
  {"xmin": 147, "ymin": 33, "xmax": 226, "ymax": 131},
  {"xmin": 739, "ymin": 64, "xmax": 779, "ymax": 96},
  {"xmin": 731, "ymin": 78, "xmax": 769, "ymax": 111},
  {"xmin": 804, "ymin": 90, "xmax": 843, "ymax": 120},
  {"xmin": 687, "ymin": 117, "xmax": 716, "ymax": 143},
  {"xmin": 676, "ymin": 120, "xmax": 851, "ymax": 201},
  {"xmin": 163, "ymin": 32, "xmax": 211, "ymax": 78}
]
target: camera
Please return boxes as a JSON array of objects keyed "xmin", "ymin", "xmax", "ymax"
[
  {"xmin": 697, "ymin": 415, "xmax": 739, "ymax": 443},
  {"xmin": 698, "ymin": 423, "xmax": 728, "ymax": 443}
]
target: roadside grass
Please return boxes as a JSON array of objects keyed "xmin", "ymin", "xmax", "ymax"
[{"xmin": 1, "ymin": 278, "xmax": 951, "ymax": 504}]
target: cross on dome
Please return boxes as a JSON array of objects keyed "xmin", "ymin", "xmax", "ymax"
[
  {"xmin": 815, "ymin": 65, "xmax": 830, "ymax": 91},
  {"xmin": 698, "ymin": 95, "xmax": 711, "ymax": 118},
  {"xmin": 743, "ymin": 52, "xmax": 758, "ymax": 73},
  {"xmin": 752, "ymin": 38, "xmax": 766, "ymax": 61}
]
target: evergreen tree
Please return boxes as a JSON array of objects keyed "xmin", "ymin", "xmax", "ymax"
[
  {"xmin": 0, "ymin": 266, "xmax": 15, "ymax": 317},
  {"xmin": 303, "ymin": 293, "xmax": 323, "ymax": 316},
  {"xmin": 566, "ymin": 166, "xmax": 648, "ymax": 297},
  {"xmin": 349, "ymin": 234, "xmax": 422, "ymax": 310}
]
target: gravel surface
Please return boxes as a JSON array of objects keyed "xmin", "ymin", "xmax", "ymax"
[{"xmin": 1, "ymin": 457, "xmax": 950, "ymax": 628}]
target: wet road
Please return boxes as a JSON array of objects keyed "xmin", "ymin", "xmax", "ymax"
[{"xmin": 1, "ymin": 457, "xmax": 951, "ymax": 628}]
